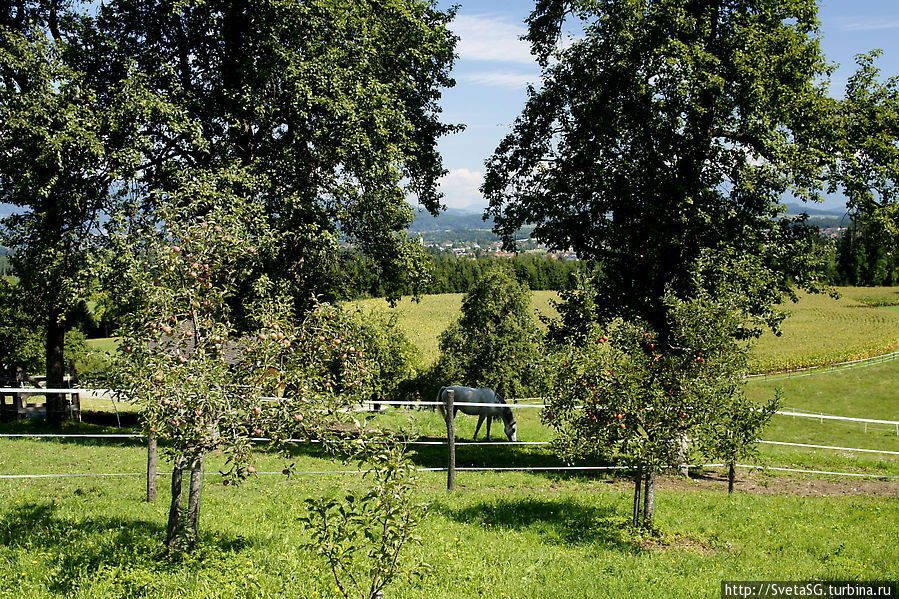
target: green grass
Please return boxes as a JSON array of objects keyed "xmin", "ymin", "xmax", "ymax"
[
  {"xmin": 85, "ymin": 337, "xmax": 120, "ymax": 354},
  {"xmin": 0, "ymin": 434, "xmax": 896, "ymax": 599},
  {"xmin": 351, "ymin": 288, "xmax": 899, "ymax": 374},
  {"xmin": 3, "ymin": 287, "xmax": 899, "ymax": 597},
  {"xmin": 1, "ymin": 351, "xmax": 897, "ymax": 598}
]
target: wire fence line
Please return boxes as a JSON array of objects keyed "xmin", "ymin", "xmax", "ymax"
[
  {"xmin": 746, "ymin": 349, "xmax": 899, "ymax": 380},
  {"xmin": 4, "ymin": 462, "xmax": 899, "ymax": 480},
  {"xmin": 4, "ymin": 389, "xmax": 898, "ymax": 431},
  {"xmin": 3, "ymin": 346, "xmax": 897, "ymax": 399},
  {"xmin": 2, "ymin": 431, "xmax": 898, "ymax": 458}
]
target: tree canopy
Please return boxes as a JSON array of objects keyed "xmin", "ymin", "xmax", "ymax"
[
  {"xmin": 483, "ymin": 0, "xmax": 834, "ymax": 336},
  {"xmin": 0, "ymin": 3, "xmax": 158, "ymax": 420},
  {"xmin": 436, "ymin": 265, "xmax": 544, "ymax": 398},
  {"xmin": 93, "ymin": 0, "xmax": 460, "ymax": 309}
]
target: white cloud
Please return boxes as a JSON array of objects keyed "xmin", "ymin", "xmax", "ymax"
[
  {"xmin": 842, "ymin": 19, "xmax": 899, "ymax": 32},
  {"xmin": 461, "ymin": 71, "xmax": 538, "ymax": 89},
  {"xmin": 452, "ymin": 13, "xmax": 535, "ymax": 65},
  {"xmin": 437, "ymin": 168, "xmax": 486, "ymax": 210}
]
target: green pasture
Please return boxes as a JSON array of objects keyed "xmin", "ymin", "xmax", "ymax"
[
  {"xmin": 2, "ymin": 287, "xmax": 897, "ymax": 597},
  {"xmin": 0, "ymin": 432, "xmax": 896, "ymax": 599},
  {"xmin": 751, "ymin": 287, "xmax": 899, "ymax": 372},
  {"xmin": 80, "ymin": 286, "xmax": 899, "ymax": 375},
  {"xmin": 353, "ymin": 287, "xmax": 899, "ymax": 373},
  {"xmin": 85, "ymin": 337, "xmax": 119, "ymax": 354}
]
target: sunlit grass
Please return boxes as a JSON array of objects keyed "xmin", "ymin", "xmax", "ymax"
[
  {"xmin": 751, "ymin": 287, "xmax": 899, "ymax": 372},
  {"xmin": 0, "ymin": 433, "xmax": 896, "ymax": 599}
]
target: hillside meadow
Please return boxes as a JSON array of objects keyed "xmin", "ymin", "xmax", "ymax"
[
  {"xmin": 349, "ymin": 287, "xmax": 899, "ymax": 373},
  {"xmin": 20, "ymin": 285, "xmax": 897, "ymax": 598}
]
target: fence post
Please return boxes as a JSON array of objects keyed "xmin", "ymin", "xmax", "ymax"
[
  {"xmin": 446, "ymin": 389, "xmax": 455, "ymax": 491},
  {"xmin": 147, "ymin": 432, "xmax": 157, "ymax": 503}
]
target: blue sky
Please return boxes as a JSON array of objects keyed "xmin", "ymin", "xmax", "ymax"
[
  {"xmin": 2, "ymin": 1, "xmax": 897, "ymax": 221},
  {"xmin": 433, "ymin": 0, "xmax": 899, "ymax": 212}
]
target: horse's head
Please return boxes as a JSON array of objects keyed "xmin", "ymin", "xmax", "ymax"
[{"xmin": 504, "ymin": 417, "xmax": 517, "ymax": 442}]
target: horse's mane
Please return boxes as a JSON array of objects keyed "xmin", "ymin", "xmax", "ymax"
[{"xmin": 495, "ymin": 392, "xmax": 515, "ymax": 423}]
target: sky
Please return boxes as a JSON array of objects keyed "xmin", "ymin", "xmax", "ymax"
[
  {"xmin": 2, "ymin": 1, "xmax": 898, "ymax": 222},
  {"xmin": 433, "ymin": 0, "xmax": 899, "ymax": 213}
]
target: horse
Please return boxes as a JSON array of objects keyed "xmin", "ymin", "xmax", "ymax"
[{"xmin": 437, "ymin": 385, "xmax": 517, "ymax": 442}]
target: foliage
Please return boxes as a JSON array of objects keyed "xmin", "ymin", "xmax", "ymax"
[
  {"xmin": 545, "ymin": 291, "xmax": 763, "ymax": 468},
  {"xmin": 300, "ymin": 438, "xmax": 428, "ymax": 599},
  {"xmin": 427, "ymin": 253, "xmax": 583, "ymax": 295},
  {"xmin": 834, "ymin": 217, "xmax": 898, "ymax": 286},
  {"xmin": 93, "ymin": 0, "xmax": 459, "ymax": 309},
  {"xmin": 111, "ymin": 166, "xmax": 374, "ymax": 550},
  {"xmin": 544, "ymin": 268, "xmax": 603, "ymax": 346},
  {"xmin": 0, "ymin": 278, "xmax": 43, "ymax": 377},
  {"xmin": 483, "ymin": 0, "xmax": 834, "ymax": 335},
  {"xmin": 435, "ymin": 266, "xmax": 545, "ymax": 398},
  {"xmin": 834, "ymin": 52, "xmax": 899, "ymax": 232},
  {"xmin": 353, "ymin": 310, "xmax": 421, "ymax": 403},
  {"xmin": 0, "ymin": 278, "xmax": 95, "ymax": 380},
  {"xmin": 481, "ymin": 0, "xmax": 841, "ymax": 528},
  {"xmin": 283, "ymin": 235, "xmax": 582, "ymax": 303},
  {"xmin": 829, "ymin": 52, "xmax": 899, "ymax": 286},
  {"xmin": 0, "ymin": 8, "xmax": 162, "ymax": 420},
  {"xmin": 544, "ymin": 259, "xmax": 779, "ymax": 525}
]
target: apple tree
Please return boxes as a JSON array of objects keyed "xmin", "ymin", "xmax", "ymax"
[
  {"xmin": 483, "ymin": 0, "xmax": 837, "ymax": 525},
  {"xmin": 111, "ymin": 165, "xmax": 374, "ymax": 552},
  {"xmin": 546, "ymin": 272, "xmax": 776, "ymax": 528}
]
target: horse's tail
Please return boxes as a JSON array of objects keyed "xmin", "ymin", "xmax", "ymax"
[{"xmin": 436, "ymin": 386, "xmax": 448, "ymax": 419}]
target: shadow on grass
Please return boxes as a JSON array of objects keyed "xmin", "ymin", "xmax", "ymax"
[
  {"xmin": 441, "ymin": 497, "xmax": 639, "ymax": 552},
  {"xmin": 0, "ymin": 501, "xmax": 250, "ymax": 594}
]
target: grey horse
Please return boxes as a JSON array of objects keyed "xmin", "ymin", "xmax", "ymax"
[{"xmin": 437, "ymin": 385, "xmax": 517, "ymax": 442}]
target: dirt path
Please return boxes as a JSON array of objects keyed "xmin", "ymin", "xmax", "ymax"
[{"xmin": 640, "ymin": 470, "xmax": 899, "ymax": 498}]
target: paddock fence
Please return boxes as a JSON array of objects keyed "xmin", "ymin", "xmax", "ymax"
[{"xmin": 1, "ymin": 387, "xmax": 897, "ymax": 490}]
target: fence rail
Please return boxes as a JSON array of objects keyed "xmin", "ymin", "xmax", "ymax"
[
  {"xmin": 3, "ymin": 463, "xmax": 899, "ymax": 480},
  {"xmin": 2, "ymin": 433, "xmax": 898, "ymax": 456}
]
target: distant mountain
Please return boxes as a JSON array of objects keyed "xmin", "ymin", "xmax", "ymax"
[
  {"xmin": 784, "ymin": 202, "xmax": 848, "ymax": 217},
  {"xmin": 409, "ymin": 206, "xmax": 494, "ymax": 233}
]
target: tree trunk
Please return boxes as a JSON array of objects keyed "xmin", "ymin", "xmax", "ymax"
[
  {"xmin": 186, "ymin": 456, "xmax": 204, "ymax": 550},
  {"xmin": 642, "ymin": 470, "xmax": 655, "ymax": 530},
  {"xmin": 728, "ymin": 462, "xmax": 736, "ymax": 494},
  {"xmin": 146, "ymin": 433, "xmax": 157, "ymax": 503},
  {"xmin": 166, "ymin": 456, "xmax": 186, "ymax": 552},
  {"xmin": 45, "ymin": 309, "xmax": 66, "ymax": 426},
  {"xmin": 632, "ymin": 467, "xmax": 642, "ymax": 528}
]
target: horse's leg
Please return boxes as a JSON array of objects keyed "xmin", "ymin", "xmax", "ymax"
[
  {"xmin": 486, "ymin": 416, "xmax": 492, "ymax": 441},
  {"xmin": 473, "ymin": 414, "xmax": 486, "ymax": 440}
]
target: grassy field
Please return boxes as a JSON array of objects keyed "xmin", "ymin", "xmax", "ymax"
[
  {"xmin": 751, "ymin": 287, "xmax": 899, "ymax": 372},
  {"xmin": 0, "ymin": 355, "xmax": 896, "ymax": 598},
  {"xmin": 0, "ymin": 432, "xmax": 896, "ymax": 599},
  {"xmin": 3, "ymin": 287, "xmax": 897, "ymax": 597},
  {"xmin": 352, "ymin": 287, "xmax": 899, "ymax": 373}
]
